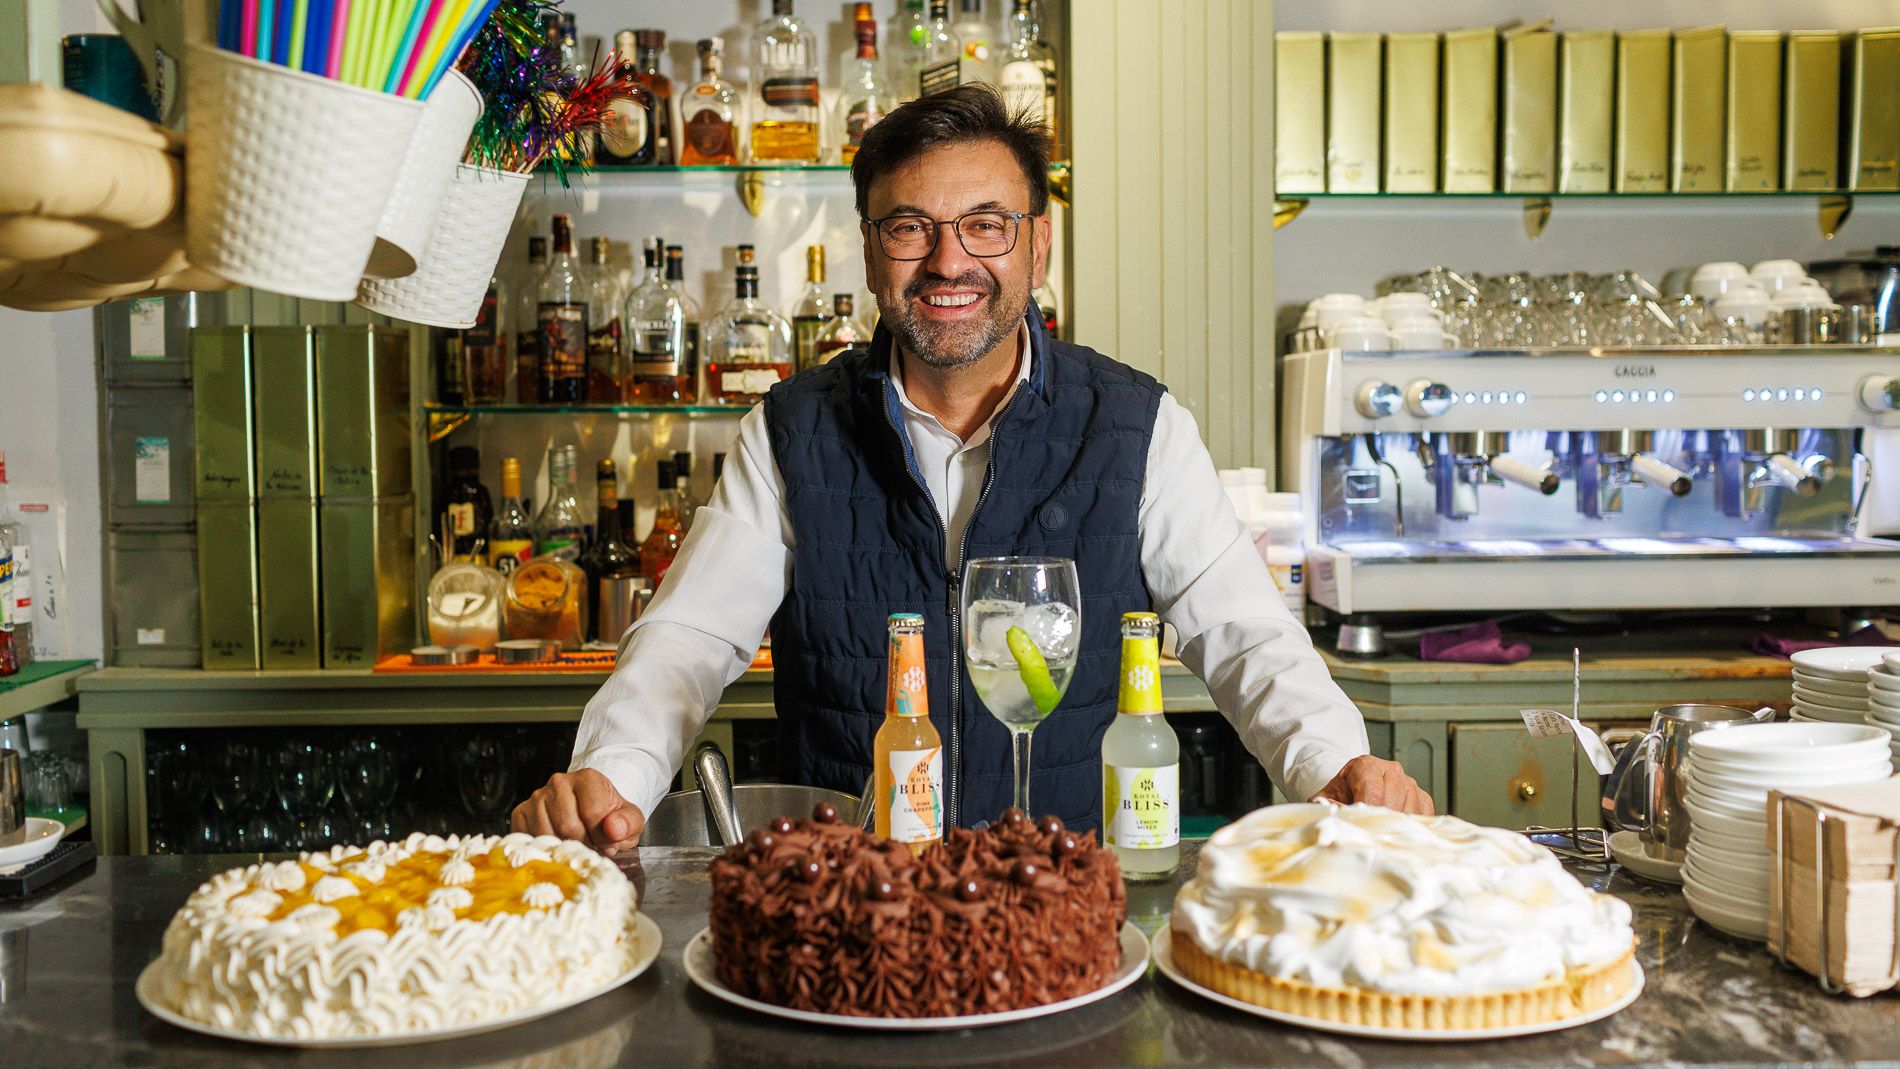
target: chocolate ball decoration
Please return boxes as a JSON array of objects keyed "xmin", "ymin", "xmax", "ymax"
[
  {"xmin": 813, "ymin": 802, "xmax": 839, "ymax": 824},
  {"xmin": 770, "ymin": 816, "xmax": 796, "ymax": 835},
  {"xmin": 1037, "ymin": 815, "xmax": 1065, "ymax": 836},
  {"xmin": 1000, "ymin": 808, "xmax": 1027, "ymax": 826},
  {"xmin": 870, "ymin": 878, "xmax": 898, "ymax": 901},
  {"xmin": 1052, "ymin": 834, "xmax": 1080, "ymax": 857},
  {"xmin": 956, "ymin": 879, "xmax": 983, "ymax": 902},
  {"xmin": 1011, "ymin": 860, "xmax": 1040, "ymax": 886},
  {"xmin": 799, "ymin": 859, "xmax": 824, "ymax": 882},
  {"xmin": 747, "ymin": 829, "xmax": 776, "ymax": 851}
]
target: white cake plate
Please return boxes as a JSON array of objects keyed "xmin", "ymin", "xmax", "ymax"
[
  {"xmin": 136, "ymin": 910, "xmax": 661, "ymax": 1047},
  {"xmin": 682, "ymin": 921, "xmax": 1148, "ymax": 1031},
  {"xmin": 1609, "ymin": 830, "xmax": 1684, "ymax": 885},
  {"xmin": 0, "ymin": 817, "xmax": 64, "ymax": 871},
  {"xmin": 1151, "ymin": 928, "xmax": 1645, "ymax": 1041}
]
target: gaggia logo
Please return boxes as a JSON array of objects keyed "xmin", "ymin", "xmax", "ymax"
[{"xmin": 1614, "ymin": 365, "xmax": 1657, "ymax": 378}]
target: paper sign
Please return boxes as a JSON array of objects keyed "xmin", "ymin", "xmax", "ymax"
[
  {"xmin": 134, "ymin": 437, "xmax": 171, "ymax": 504},
  {"xmin": 1520, "ymin": 708, "xmax": 1618, "ymax": 775},
  {"xmin": 129, "ymin": 297, "xmax": 166, "ymax": 359}
]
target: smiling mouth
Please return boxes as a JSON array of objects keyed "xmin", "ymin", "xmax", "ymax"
[{"xmin": 920, "ymin": 292, "xmax": 983, "ymax": 308}]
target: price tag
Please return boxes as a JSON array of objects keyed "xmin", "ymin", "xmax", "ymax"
[{"xmin": 1519, "ymin": 708, "xmax": 1617, "ymax": 775}]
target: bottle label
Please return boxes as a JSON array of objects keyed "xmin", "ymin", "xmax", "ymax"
[
  {"xmin": 761, "ymin": 76, "xmax": 820, "ymax": 109},
  {"xmin": 0, "ymin": 550, "xmax": 11, "ymax": 629},
  {"xmin": 685, "ymin": 109, "xmax": 736, "ymax": 160},
  {"xmin": 1119, "ymin": 632, "xmax": 1163, "ymax": 714},
  {"xmin": 538, "ymin": 303, "xmax": 588, "ymax": 386},
  {"xmin": 491, "ymin": 539, "xmax": 533, "ymax": 573},
  {"xmin": 1104, "ymin": 763, "xmax": 1180, "ymax": 849},
  {"xmin": 467, "ymin": 290, "xmax": 500, "ymax": 345},
  {"xmin": 632, "ymin": 320, "xmax": 679, "ymax": 377},
  {"xmin": 540, "ymin": 534, "xmax": 581, "ymax": 562},
  {"xmin": 586, "ymin": 316, "xmax": 622, "ymax": 365},
  {"xmin": 920, "ymin": 58, "xmax": 960, "ymax": 97},
  {"xmin": 448, "ymin": 503, "xmax": 477, "ymax": 537},
  {"xmin": 1268, "ymin": 561, "xmax": 1306, "ymax": 613},
  {"xmin": 886, "ymin": 747, "xmax": 943, "ymax": 843},
  {"xmin": 845, "ymin": 99, "xmax": 885, "ymax": 148},
  {"xmin": 10, "ymin": 543, "xmax": 29, "ymax": 624},
  {"xmin": 721, "ymin": 369, "xmax": 783, "ymax": 394},
  {"xmin": 999, "ymin": 60, "xmax": 1045, "ymax": 121},
  {"xmin": 599, "ymin": 97, "xmax": 650, "ymax": 159}
]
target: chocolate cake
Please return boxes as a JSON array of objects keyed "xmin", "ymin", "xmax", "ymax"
[{"xmin": 708, "ymin": 805, "xmax": 1127, "ymax": 1017}]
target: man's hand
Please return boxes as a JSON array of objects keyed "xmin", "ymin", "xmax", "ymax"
[
  {"xmin": 1311, "ymin": 755, "xmax": 1434, "ymax": 815},
  {"xmin": 511, "ymin": 769, "xmax": 646, "ymax": 857}
]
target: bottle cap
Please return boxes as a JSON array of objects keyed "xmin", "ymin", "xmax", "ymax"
[{"xmin": 634, "ymin": 28, "xmax": 665, "ymax": 49}]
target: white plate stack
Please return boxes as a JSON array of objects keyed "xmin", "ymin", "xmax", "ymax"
[
  {"xmin": 1680, "ymin": 722, "xmax": 1893, "ymax": 941},
  {"xmin": 1788, "ymin": 647, "xmax": 1888, "ymax": 725},
  {"xmin": 1866, "ymin": 653, "xmax": 1900, "ymax": 766}
]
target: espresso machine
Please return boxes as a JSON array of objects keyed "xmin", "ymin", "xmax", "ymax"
[{"xmin": 1279, "ymin": 347, "xmax": 1900, "ymax": 653}]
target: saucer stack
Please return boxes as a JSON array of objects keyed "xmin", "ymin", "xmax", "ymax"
[
  {"xmin": 1864, "ymin": 653, "xmax": 1900, "ymax": 766},
  {"xmin": 1788, "ymin": 647, "xmax": 1887, "ymax": 726},
  {"xmin": 1680, "ymin": 722, "xmax": 1892, "ymax": 941}
]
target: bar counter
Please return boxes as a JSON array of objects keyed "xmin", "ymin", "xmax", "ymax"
[{"xmin": 2, "ymin": 841, "xmax": 1895, "ymax": 1068}]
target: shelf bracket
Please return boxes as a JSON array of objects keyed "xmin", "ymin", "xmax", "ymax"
[
  {"xmin": 737, "ymin": 172, "xmax": 766, "ymax": 217},
  {"xmin": 1522, "ymin": 196, "xmax": 1552, "ymax": 240},
  {"xmin": 426, "ymin": 411, "xmax": 471, "ymax": 443},
  {"xmin": 1272, "ymin": 198, "xmax": 1308, "ymax": 230},
  {"xmin": 1819, "ymin": 194, "xmax": 1852, "ymax": 239}
]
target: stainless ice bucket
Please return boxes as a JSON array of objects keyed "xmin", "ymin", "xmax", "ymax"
[{"xmin": 641, "ymin": 784, "xmax": 859, "ymax": 847}]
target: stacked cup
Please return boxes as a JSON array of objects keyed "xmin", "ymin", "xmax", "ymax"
[
  {"xmin": 1788, "ymin": 646, "xmax": 1888, "ymax": 724},
  {"xmin": 1861, "ymin": 653, "xmax": 1900, "ymax": 766},
  {"xmin": 1681, "ymin": 722, "xmax": 1893, "ymax": 941}
]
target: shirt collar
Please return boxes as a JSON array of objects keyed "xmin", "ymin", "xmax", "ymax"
[{"xmin": 887, "ymin": 325, "xmax": 1031, "ymax": 449}]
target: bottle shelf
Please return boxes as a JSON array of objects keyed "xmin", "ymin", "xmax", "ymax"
[
  {"xmin": 530, "ymin": 162, "xmax": 1074, "ymax": 215},
  {"xmin": 424, "ymin": 402, "xmax": 749, "ymax": 442},
  {"xmin": 1273, "ymin": 190, "xmax": 1896, "ymax": 239}
]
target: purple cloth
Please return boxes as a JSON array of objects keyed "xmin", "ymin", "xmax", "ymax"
[
  {"xmin": 1751, "ymin": 626, "xmax": 1898, "ymax": 659},
  {"xmin": 1420, "ymin": 620, "xmax": 1532, "ymax": 664}
]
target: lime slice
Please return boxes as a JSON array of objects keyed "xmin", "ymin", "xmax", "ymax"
[{"xmin": 1006, "ymin": 626, "xmax": 1062, "ymax": 716}]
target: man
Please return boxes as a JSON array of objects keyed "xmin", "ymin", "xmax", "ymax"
[{"xmin": 514, "ymin": 86, "xmax": 1431, "ymax": 854}]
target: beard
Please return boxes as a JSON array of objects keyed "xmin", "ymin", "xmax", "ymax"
[{"xmin": 879, "ymin": 271, "xmax": 1029, "ymax": 371}]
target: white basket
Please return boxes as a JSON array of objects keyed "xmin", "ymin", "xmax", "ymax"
[
  {"xmin": 355, "ymin": 164, "xmax": 530, "ymax": 328},
  {"xmin": 184, "ymin": 45, "xmax": 423, "ymax": 301},
  {"xmin": 363, "ymin": 69, "xmax": 482, "ymax": 280}
]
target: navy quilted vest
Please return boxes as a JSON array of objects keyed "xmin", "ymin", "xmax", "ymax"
[{"xmin": 764, "ymin": 305, "xmax": 1164, "ymax": 832}]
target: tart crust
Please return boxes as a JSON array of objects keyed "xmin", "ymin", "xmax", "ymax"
[{"xmin": 1170, "ymin": 929, "xmax": 1637, "ymax": 1031}]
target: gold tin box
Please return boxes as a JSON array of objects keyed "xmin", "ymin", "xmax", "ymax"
[
  {"xmin": 1502, "ymin": 28, "xmax": 1557, "ymax": 193},
  {"xmin": 258, "ymin": 499, "xmax": 322, "ymax": 670},
  {"xmin": 1326, "ymin": 32, "xmax": 1382, "ymax": 193},
  {"xmin": 1616, "ymin": 29, "xmax": 1672, "ymax": 192},
  {"xmin": 196, "ymin": 501, "xmax": 259, "ymax": 671},
  {"xmin": 1442, "ymin": 27, "xmax": 1498, "ymax": 192},
  {"xmin": 1384, "ymin": 33, "xmax": 1440, "ymax": 192},
  {"xmin": 1559, "ymin": 31, "xmax": 1615, "ymax": 193},
  {"xmin": 1275, "ymin": 32, "xmax": 1326, "ymax": 194},
  {"xmin": 1727, "ymin": 31, "xmax": 1783, "ymax": 191},
  {"xmin": 1847, "ymin": 28, "xmax": 1900, "ymax": 191},
  {"xmin": 1671, "ymin": 26, "xmax": 1727, "ymax": 192},
  {"xmin": 190, "ymin": 326, "xmax": 253, "ymax": 502},
  {"xmin": 320, "ymin": 496, "xmax": 416, "ymax": 669},
  {"xmin": 252, "ymin": 327, "xmax": 317, "ymax": 500},
  {"xmin": 1784, "ymin": 31, "xmax": 1841, "ymax": 191},
  {"xmin": 315, "ymin": 325, "xmax": 412, "ymax": 500}
]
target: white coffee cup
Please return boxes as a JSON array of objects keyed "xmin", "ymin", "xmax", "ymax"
[
  {"xmin": 1690, "ymin": 261, "xmax": 1751, "ymax": 301},
  {"xmin": 1771, "ymin": 281, "xmax": 1835, "ymax": 311},
  {"xmin": 1326, "ymin": 315, "xmax": 1392, "ymax": 351},
  {"xmin": 1390, "ymin": 316, "xmax": 1456, "ymax": 350},
  {"xmin": 1314, "ymin": 293, "xmax": 1369, "ymax": 329},
  {"xmin": 1377, "ymin": 292, "xmax": 1435, "ymax": 325},
  {"xmin": 1713, "ymin": 285, "xmax": 1772, "ymax": 327},
  {"xmin": 1749, "ymin": 259, "xmax": 1808, "ymax": 294}
]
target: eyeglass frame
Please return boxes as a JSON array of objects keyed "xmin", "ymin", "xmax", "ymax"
[{"xmin": 862, "ymin": 209, "xmax": 1037, "ymax": 261}]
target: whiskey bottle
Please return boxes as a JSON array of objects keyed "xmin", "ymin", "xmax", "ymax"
[
  {"xmin": 626, "ymin": 29, "xmax": 675, "ymax": 165},
  {"xmin": 788, "ymin": 244, "xmax": 831, "ymax": 371},
  {"xmin": 514, "ymin": 236, "xmax": 547, "ymax": 404},
  {"xmin": 679, "ymin": 37, "xmax": 741, "ymax": 166},
  {"xmin": 920, "ymin": 0, "xmax": 959, "ymax": 96},
  {"xmin": 1000, "ymin": 0, "xmax": 1058, "ymax": 139},
  {"xmin": 596, "ymin": 31, "xmax": 650, "ymax": 166},
  {"xmin": 626, "ymin": 237, "xmax": 689, "ymax": 404},
  {"xmin": 489, "ymin": 456, "xmax": 535, "ymax": 574},
  {"xmin": 537, "ymin": 214, "xmax": 589, "ymax": 405},
  {"xmin": 462, "ymin": 278, "xmax": 508, "ymax": 404},
  {"xmin": 440, "ymin": 446, "xmax": 494, "ymax": 562},
  {"xmin": 751, "ymin": 0, "xmax": 820, "ymax": 163},
  {"xmin": 577, "ymin": 458, "xmax": 641, "ymax": 642},
  {"xmin": 705, "ymin": 245, "xmax": 793, "ymax": 404},
  {"xmin": 671, "ymin": 450, "xmax": 700, "ymax": 531},
  {"xmin": 638, "ymin": 459, "xmax": 686, "ymax": 585},
  {"xmin": 836, "ymin": 7, "xmax": 890, "ymax": 165},
  {"xmin": 665, "ymin": 245, "xmax": 702, "ymax": 398},
  {"xmin": 585, "ymin": 237, "xmax": 625, "ymax": 402},
  {"xmin": 811, "ymin": 294, "xmax": 867, "ymax": 365}
]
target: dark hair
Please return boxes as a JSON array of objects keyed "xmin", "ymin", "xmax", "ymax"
[{"xmin": 850, "ymin": 84, "xmax": 1053, "ymax": 219}]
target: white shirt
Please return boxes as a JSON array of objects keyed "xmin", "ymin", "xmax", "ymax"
[{"xmin": 571, "ymin": 331, "xmax": 1371, "ymax": 818}]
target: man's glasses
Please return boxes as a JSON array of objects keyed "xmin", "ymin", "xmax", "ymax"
[{"xmin": 865, "ymin": 210, "xmax": 1033, "ymax": 261}]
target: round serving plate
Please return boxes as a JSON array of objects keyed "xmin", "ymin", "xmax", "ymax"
[
  {"xmin": 137, "ymin": 911, "xmax": 661, "ymax": 1047},
  {"xmin": 1790, "ymin": 647, "xmax": 1891, "ymax": 679},
  {"xmin": 1682, "ymin": 798, "xmax": 1765, "ymax": 840},
  {"xmin": 1608, "ymin": 830, "xmax": 1682, "ymax": 885},
  {"xmin": 1149, "ymin": 929, "xmax": 1644, "ymax": 1041},
  {"xmin": 1690, "ymin": 760, "xmax": 1887, "ymax": 796},
  {"xmin": 1791, "ymin": 670, "xmax": 1871, "ymax": 698},
  {"xmin": 1689, "ymin": 724, "xmax": 1889, "ymax": 773},
  {"xmin": 1789, "ymin": 684, "xmax": 1867, "ymax": 712},
  {"xmin": 1869, "ymin": 670, "xmax": 1900, "ymax": 694},
  {"xmin": 0, "ymin": 817, "xmax": 64, "ymax": 870},
  {"xmin": 1682, "ymin": 855, "xmax": 1770, "ymax": 899},
  {"xmin": 682, "ymin": 922, "xmax": 1147, "ymax": 1030},
  {"xmin": 1682, "ymin": 883, "xmax": 1768, "ymax": 942}
]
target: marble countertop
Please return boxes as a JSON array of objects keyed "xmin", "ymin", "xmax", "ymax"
[{"xmin": 0, "ymin": 842, "xmax": 1890, "ymax": 1068}]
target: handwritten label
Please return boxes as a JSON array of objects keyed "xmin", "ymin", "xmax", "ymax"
[{"xmin": 1520, "ymin": 708, "xmax": 1616, "ymax": 775}]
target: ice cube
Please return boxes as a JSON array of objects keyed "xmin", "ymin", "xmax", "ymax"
[
  {"xmin": 966, "ymin": 598, "xmax": 1023, "ymax": 665},
  {"xmin": 1019, "ymin": 601, "xmax": 1080, "ymax": 662}
]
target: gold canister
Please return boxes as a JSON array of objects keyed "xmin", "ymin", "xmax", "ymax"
[
  {"xmin": 1784, "ymin": 31, "xmax": 1842, "ymax": 191},
  {"xmin": 1274, "ymin": 32, "xmax": 1326, "ymax": 194},
  {"xmin": 1325, "ymin": 32, "xmax": 1382, "ymax": 193},
  {"xmin": 1442, "ymin": 27, "xmax": 1498, "ymax": 192},
  {"xmin": 504, "ymin": 557, "xmax": 587, "ymax": 651},
  {"xmin": 259, "ymin": 499, "xmax": 322, "ymax": 670},
  {"xmin": 315, "ymin": 325, "xmax": 412, "ymax": 499},
  {"xmin": 190, "ymin": 326, "xmax": 254, "ymax": 502},
  {"xmin": 319, "ymin": 496, "xmax": 416, "ymax": 668},
  {"xmin": 1383, "ymin": 33, "xmax": 1440, "ymax": 192},
  {"xmin": 1502, "ymin": 28, "xmax": 1557, "ymax": 193},
  {"xmin": 1559, "ymin": 31, "xmax": 1615, "ymax": 192},
  {"xmin": 1671, "ymin": 26, "xmax": 1727, "ymax": 192},
  {"xmin": 1847, "ymin": 28, "xmax": 1900, "ymax": 191},
  {"xmin": 252, "ymin": 327, "xmax": 318, "ymax": 499},
  {"xmin": 1616, "ymin": 29, "xmax": 1672, "ymax": 192},
  {"xmin": 1727, "ymin": 31, "xmax": 1783, "ymax": 191},
  {"xmin": 196, "ymin": 500, "xmax": 260, "ymax": 670}
]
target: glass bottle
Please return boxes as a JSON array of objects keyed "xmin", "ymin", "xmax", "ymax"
[
  {"xmin": 609, "ymin": 28, "xmax": 675, "ymax": 165},
  {"xmin": 585, "ymin": 236, "xmax": 625, "ymax": 402},
  {"xmin": 461, "ymin": 278, "xmax": 508, "ymax": 404},
  {"xmin": 751, "ymin": 0, "xmax": 820, "ymax": 163},
  {"xmin": 920, "ymin": 0, "xmax": 960, "ymax": 95},
  {"xmin": 440, "ymin": 445, "xmax": 494, "ymax": 563},
  {"xmin": 515, "ymin": 236, "xmax": 547, "ymax": 404},
  {"xmin": 596, "ymin": 31, "xmax": 647, "ymax": 166},
  {"xmin": 951, "ymin": 0, "xmax": 998, "ymax": 85},
  {"xmin": 638, "ymin": 458, "xmax": 686, "ymax": 585},
  {"xmin": 788, "ymin": 244, "xmax": 832, "ymax": 371},
  {"xmin": 489, "ymin": 456, "xmax": 535, "ymax": 575},
  {"xmin": 812, "ymin": 294, "xmax": 867, "ymax": 365},
  {"xmin": 436, "ymin": 324, "xmax": 466, "ymax": 404},
  {"xmin": 1101, "ymin": 612, "xmax": 1181, "ymax": 880},
  {"xmin": 577, "ymin": 459, "xmax": 642, "ymax": 642},
  {"xmin": 679, "ymin": 37, "xmax": 741, "ymax": 166},
  {"xmin": 705, "ymin": 245, "xmax": 793, "ymax": 404},
  {"xmin": 546, "ymin": 12, "xmax": 586, "ymax": 80},
  {"xmin": 537, "ymin": 214, "xmax": 589, "ymax": 405},
  {"xmin": 0, "ymin": 461, "xmax": 28, "ymax": 669},
  {"xmin": 666, "ymin": 245, "xmax": 703, "ymax": 400},
  {"xmin": 671, "ymin": 450, "xmax": 700, "ymax": 531},
  {"xmin": 533, "ymin": 444, "xmax": 587, "ymax": 561},
  {"xmin": 626, "ymin": 237, "xmax": 690, "ymax": 404},
  {"xmin": 836, "ymin": 8, "xmax": 889, "ymax": 165},
  {"xmin": 889, "ymin": 0, "xmax": 928, "ymax": 103},
  {"xmin": 0, "ymin": 518, "xmax": 15, "ymax": 677},
  {"xmin": 874, "ymin": 613, "xmax": 943, "ymax": 854},
  {"xmin": 999, "ymin": 0, "xmax": 1057, "ymax": 139}
]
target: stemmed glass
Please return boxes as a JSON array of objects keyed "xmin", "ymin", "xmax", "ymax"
[{"xmin": 961, "ymin": 557, "xmax": 1081, "ymax": 817}]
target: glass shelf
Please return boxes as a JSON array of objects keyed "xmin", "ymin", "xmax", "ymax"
[
  {"xmin": 545, "ymin": 161, "xmax": 1072, "ymax": 177},
  {"xmin": 1273, "ymin": 189, "xmax": 1889, "ymax": 238},
  {"xmin": 1284, "ymin": 189, "xmax": 1898, "ymax": 200},
  {"xmin": 427, "ymin": 403, "xmax": 748, "ymax": 416},
  {"xmin": 528, "ymin": 161, "xmax": 1073, "ymax": 214}
]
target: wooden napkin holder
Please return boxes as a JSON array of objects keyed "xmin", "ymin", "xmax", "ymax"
[{"xmin": 1767, "ymin": 778, "xmax": 1900, "ymax": 997}]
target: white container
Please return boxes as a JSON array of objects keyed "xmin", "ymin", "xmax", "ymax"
[
  {"xmin": 1748, "ymin": 259, "xmax": 1809, "ymax": 295},
  {"xmin": 364, "ymin": 69, "xmax": 483, "ymax": 280},
  {"xmin": 356, "ymin": 164, "xmax": 532, "ymax": 328},
  {"xmin": 1249, "ymin": 492, "xmax": 1306, "ymax": 616},
  {"xmin": 184, "ymin": 45, "xmax": 424, "ymax": 300},
  {"xmin": 1689, "ymin": 261, "xmax": 1751, "ymax": 301}
]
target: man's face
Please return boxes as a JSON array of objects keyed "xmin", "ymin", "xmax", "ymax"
[{"xmin": 861, "ymin": 139, "xmax": 1052, "ymax": 371}]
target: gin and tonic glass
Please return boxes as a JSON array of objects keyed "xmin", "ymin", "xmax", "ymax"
[{"xmin": 961, "ymin": 556, "xmax": 1081, "ymax": 817}]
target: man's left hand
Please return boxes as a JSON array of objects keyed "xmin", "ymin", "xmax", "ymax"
[{"xmin": 1311, "ymin": 755, "xmax": 1434, "ymax": 815}]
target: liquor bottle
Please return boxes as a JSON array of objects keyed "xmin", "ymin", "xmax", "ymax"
[
  {"xmin": 889, "ymin": 0, "xmax": 928, "ymax": 104},
  {"xmin": 0, "ymin": 459, "xmax": 29, "ymax": 668},
  {"xmin": 999, "ymin": 0, "xmax": 1057, "ymax": 138},
  {"xmin": 533, "ymin": 444, "xmax": 587, "ymax": 560},
  {"xmin": 638, "ymin": 459, "xmax": 686, "ymax": 585},
  {"xmin": 920, "ymin": 0, "xmax": 959, "ymax": 95},
  {"xmin": 705, "ymin": 245, "xmax": 793, "ymax": 404},
  {"xmin": 461, "ymin": 278, "xmax": 509, "ymax": 404},
  {"xmin": 489, "ymin": 456, "xmax": 535, "ymax": 574},
  {"xmin": 671, "ymin": 450, "xmax": 700, "ymax": 531},
  {"xmin": 441, "ymin": 446, "xmax": 495, "ymax": 562},
  {"xmin": 751, "ymin": 0, "xmax": 820, "ymax": 163},
  {"xmin": 0, "ymin": 514, "xmax": 14, "ymax": 677},
  {"xmin": 537, "ymin": 214, "xmax": 589, "ymax": 405},
  {"xmin": 811, "ymin": 294, "xmax": 867, "ymax": 365},
  {"xmin": 585, "ymin": 236, "xmax": 625, "ymax": 402},
  {"xmin": 546, "ymin": 12, "xmax": 586, "ymax": 80},
  {"xmin": 665, "ymin": 245, "xmax": 702, "ymax": 398},
  {"xmin": 1101, "ymin": 611, "xmax": 1180, "ymax": 880},
  {"xmin": 623, "ymin": 29, "xmax": 675, "ymax": 165},
  {"xmin": 577, "ymin": 459, "xmax": 642, "ymax": 642},
  {"xmin": 788, "ymin": 244, "xmax": 832, "ymax": 371},
  {"xmin": 515, "ymin": 236, "xmax": 548, "ymax": 404},
  {"xmin": 874, "ymin": 613, "xmax": 943, "ymax": 854},
  {"xmin": 596, "ymin": 31, "xmax": 650, "ymax": 166},
  {"xmin": 836, "ymin": 8, "xmax": 889, "ymax": 165},
  {"xmin": 436, "ymin": 326, "xmax": 467, "ymax": 404},
  {"xmin": 626, "ymin": 238, "xmax": 689, "ymax": 404},
  {"xmin": 679, "ymin": 37, "xmax": 742, "ymax": 165},
  {"xmin": 951, "ymin": 0, "xmax": 998, "ymax": 85}
]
